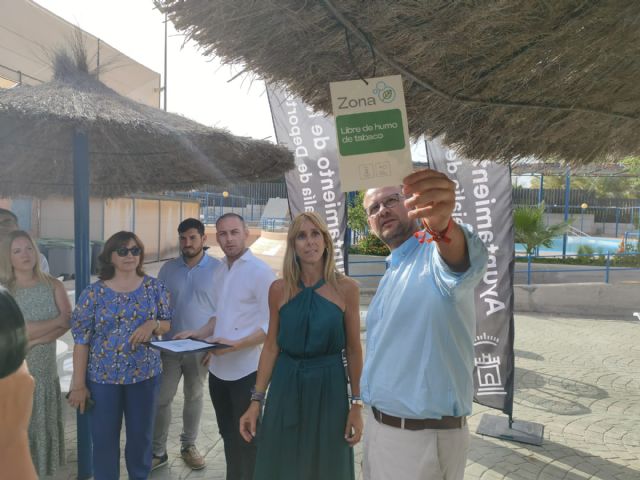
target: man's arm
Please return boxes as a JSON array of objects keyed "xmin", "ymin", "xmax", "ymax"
[
  {"xmin": 403, "ymin": 169, "xmax": 469, "ymax": 271},
  {"xmin": 173, "ymin": 315, "xmax": 216, "ymax": 340},
  {"xmin": 207, "ymin": 327, "xmax": 266, "ymax": 356}
]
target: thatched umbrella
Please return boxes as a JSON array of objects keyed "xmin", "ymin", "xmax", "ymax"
[
  {"xmin": 0, "ymin": 49, "xmax": 293, "ymax": 479},
  {"xmin": 157, "ymin": 0, "xmax": 640, "ymax": 165},
  {"xmin": 0, "ymin": 51, "xmax": 293, "ymax": 197}
]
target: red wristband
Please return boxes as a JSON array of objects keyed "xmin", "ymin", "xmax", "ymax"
[{"xmin": 414, "ymin": 218, "xmax": 453, "ymax": 244}]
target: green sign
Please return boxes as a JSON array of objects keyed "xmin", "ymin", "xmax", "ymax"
[{"xmin": 336, "ymin": 109, "xmax": 405, "ymax": 156}]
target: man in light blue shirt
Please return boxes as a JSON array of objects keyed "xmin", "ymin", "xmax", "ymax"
[
  {"xmin": 361, "ymin": 169, "xmax": 488, "ymax": 480},
  {"xmin": 152, "ymin": 218, "xmax": 222, "ymax": 471}
]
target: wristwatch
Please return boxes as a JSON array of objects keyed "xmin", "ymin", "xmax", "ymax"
[
  {"xmin": 350, "ymin": 398, "xmax": 364, "ymax": 407},
  {"xmin": 153, "ymin": 319, "xmax": 160, "ymax": 334}
]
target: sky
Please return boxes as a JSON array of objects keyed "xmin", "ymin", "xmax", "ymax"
[{"xmin": 34, "ymin": 0, "xmax": 276, "ymax": 140}]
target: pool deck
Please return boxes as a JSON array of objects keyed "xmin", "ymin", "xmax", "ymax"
[{"xmin": 53, "ymin": 306, "xmax": 640, "ymax": 479}]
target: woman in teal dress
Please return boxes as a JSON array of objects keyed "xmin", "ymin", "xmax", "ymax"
[
  {"xmin": 0, "ymin": 230, "xmax": 72, "ymax": 477},
  {"xmin": 240, "ymin": 212, "xmax": 363, "ymax": 480}
]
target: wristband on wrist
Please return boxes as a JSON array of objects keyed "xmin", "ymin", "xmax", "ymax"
[
  {"xmin": 415, "ymin": 217, "xmax": 454, "ymax": 244},
  {"xmin": 250, "ymin": 386, "xmax": 266, "ymax": 403}
]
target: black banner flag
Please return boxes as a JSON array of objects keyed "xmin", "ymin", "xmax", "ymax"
[
  {"xmin": 428, "ymin": 139, "xmax": 515, "ymax": 415},
  {"xmin": 266, "ymin": 86, "xmax": 347, "ymax": 272}
]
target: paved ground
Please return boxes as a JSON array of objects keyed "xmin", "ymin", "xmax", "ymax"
[{"xmin": 52, "ymin": 311, "xmax": 640, "ymax": 479}]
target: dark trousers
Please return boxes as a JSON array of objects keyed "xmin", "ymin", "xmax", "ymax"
[
  {"xmin": 209, "ymin": 371, "xmax": 257, "ymax": 480},
  {"xmin": 88, "ymin": 376, "xmax": 160, "ymax": 480}
]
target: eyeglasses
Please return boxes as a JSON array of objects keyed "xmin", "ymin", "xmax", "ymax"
[
  {"xmin": 366, "ymin": 194, "xmax": 402, "ymax": 217},
  {"xmin": 115, "ymin": 246, "xmax": 141, "ymax": 257}
]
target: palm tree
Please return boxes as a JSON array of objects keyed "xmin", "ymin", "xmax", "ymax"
[{"xmin": 514, "ymin": 203, "xmax": 569, "ymax": 255}]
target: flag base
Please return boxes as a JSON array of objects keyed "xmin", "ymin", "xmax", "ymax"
[{"xmin": 476, "ymin": 413, "xmax": 544, "ymax": 446}]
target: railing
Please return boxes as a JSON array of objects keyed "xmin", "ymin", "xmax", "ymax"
[
  {"xmin": 516, "ymin": 252, "xmax": 640, "ymax": 285},
  {"xmin": 347, "ymin": 258, "xmax": 387, "ymax": 278},
  {"xmin": 567, "ymin": 225, "xmax": 591, "ymax": 237},
  {"xmin": 260, "ymin": 217, "xmax": 290, "ymax": 231},
  {"xmin": 346, "ymin": 252, "xmax": 640, "ymax": 285},
  {"xmin": 623, "ymin": 231, "xmax": 640, "ymax": 252}
]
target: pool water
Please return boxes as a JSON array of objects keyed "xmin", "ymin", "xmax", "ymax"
[{"xmin": 515, "ymin": 236, "xmax": 621, "ymax": 255}]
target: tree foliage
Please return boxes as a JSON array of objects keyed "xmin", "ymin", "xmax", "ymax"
[
  {"xmin": 347, "ymin": 191, "xmax": 368, "ymax": 232},
  {"xmin": 529, "ymin": 157, "xmax": 640, "ymax": 199},
  {"xmin": 513, "ymin": 203, "xmax": 569, "ymax": 255}
]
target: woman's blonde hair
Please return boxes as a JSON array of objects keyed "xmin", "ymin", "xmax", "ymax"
[
  {"xmin": 282, "ymin": 212, "xmax": 343, "ymax": 302},
  {"xmin": 0, "ymin": 230, "xmax": 55, "ymax": 292}
]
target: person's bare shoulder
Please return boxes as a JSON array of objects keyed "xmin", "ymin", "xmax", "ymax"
[
  {"xmin": 269, "ymin": 279, "xmax": 287, "ymax": 310},
  {"xmin": 338, "ymin": 276, "xmax": 360, "ymax": 296},
  {"xmin": 269, "ymin": 278, "xmax": 286, "ymax": 298}
]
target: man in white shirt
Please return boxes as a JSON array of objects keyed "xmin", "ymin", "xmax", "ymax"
[
  {"xmin": 0, "ymin": 208, "xmax": 49, "ymax": 273},
  {"xmin": 151, "ymin": 218, "xmax": 221, "ymax": 471},
  {"xmin": 176, "ymin": 213, "xmax": 275, "ymax": 480}
]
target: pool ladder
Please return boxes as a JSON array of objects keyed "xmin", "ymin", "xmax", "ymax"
[{"xmin": 567, "ymin": 226, "xmax": 591, "ymax": 237}]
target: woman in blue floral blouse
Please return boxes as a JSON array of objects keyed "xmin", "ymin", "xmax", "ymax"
[{"xmin": 67, "ymin": 231, "xmax": 171, "ymax": 480}]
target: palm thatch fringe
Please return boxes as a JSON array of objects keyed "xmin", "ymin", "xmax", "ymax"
[
  {"xmin": 157, "ymin": 0, "xmax": 640, "ymax": 165},
  {"xmin": 0, "ymin": 48, "xmax": 294, "ymax": 198}
]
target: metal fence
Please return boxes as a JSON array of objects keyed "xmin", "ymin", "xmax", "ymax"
[
  {"xmin": 516, "ymin": 252, "xmax": 640, "ymax": 285},
  {"xmin": 346, "ymin": 252, "xmax": 640, "ymax": 285},
  {"xmin": 177, "ymin": 181, "xmax": 288, "ymax": 224}
]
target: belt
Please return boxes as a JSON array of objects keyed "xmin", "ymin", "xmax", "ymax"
[{"xmin": 372, "ymin": 407, "xmax": 466, "ymax": 431}]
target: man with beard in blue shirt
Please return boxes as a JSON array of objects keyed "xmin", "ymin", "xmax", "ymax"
[
  {"xmin": 152, "ymin": 218, "xmax": 221, "ymax": 471},
  {"xmin": 361, "ymin": 169, "xmax": 488, "ymax": 480}
]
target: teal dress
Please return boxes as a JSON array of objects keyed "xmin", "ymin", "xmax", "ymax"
[
  {"xmin": 254, "ymin": 280, "xmax": 354, "ymax": 480},
  {"xmin": 14, "ymin": 283, "xmax": 65, "ymax": 477}
]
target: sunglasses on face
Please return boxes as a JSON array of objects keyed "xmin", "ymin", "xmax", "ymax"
[
  {"xmin": 115, "ymin": 246, "xmax": 141, "ymax": 257},
  {"xmin": 366, "ymin": 194, "xmax": 402, "ymax": 217}
]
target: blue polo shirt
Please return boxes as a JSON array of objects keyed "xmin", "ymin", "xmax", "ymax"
[
  {"xmin": 158, "ymin": 252, "xmax": 222, "ymax": 339},
  {"xmin": 361, "ymin": 225, "xmax": 488, "ymax": 419}
]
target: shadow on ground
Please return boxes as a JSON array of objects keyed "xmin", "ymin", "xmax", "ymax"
[
  {"xmin": 470, "ymin": 434, "xmax": 639, "ymax": 480},
  {"xmin": 514, "ymin": 367, "xmax": 608, "ymax": 416}
]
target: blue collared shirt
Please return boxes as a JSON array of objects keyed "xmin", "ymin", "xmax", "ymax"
[
  {"xmin": 361, "ymin": 225, "xmax": 488, "ymax": 419},
  {"xmin": 158, "ymin": 252, "xmax": 222, "ymax": 339}
]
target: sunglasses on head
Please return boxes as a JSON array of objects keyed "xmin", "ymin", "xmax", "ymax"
[{"xmin": 115, "ymin": 246, "xmax": 141, "ymax": 257}]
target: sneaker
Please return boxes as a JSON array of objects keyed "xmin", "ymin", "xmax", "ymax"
[
  {"xmin": 151, "ymin": 453, "xmax": 168, "ymax": 471},
  {"xmin": 181, "ymin": 445, "xmax": 206, "ymax": 470}
]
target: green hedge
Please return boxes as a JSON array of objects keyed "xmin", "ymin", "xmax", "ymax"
[{"xmin": 349, "ymin": 233, "xmax": 390, "ymax": 256}]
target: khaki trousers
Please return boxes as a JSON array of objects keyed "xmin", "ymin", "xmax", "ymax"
[{"xmin": 363, "ymin": 412, "xmax": 469, "ymax": 480}]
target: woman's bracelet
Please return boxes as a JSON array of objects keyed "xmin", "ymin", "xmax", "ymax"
[{"xmin": 250, "ymin": 386, "xmax": 266, "ymax": 403}]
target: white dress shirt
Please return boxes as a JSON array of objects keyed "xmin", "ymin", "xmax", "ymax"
[{"xmin": 209, "ymin": 249, "xmax": 275, "ymax": 381}]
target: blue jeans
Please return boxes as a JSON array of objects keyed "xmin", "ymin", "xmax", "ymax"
[{"xmin": 88, "ymin": 376, "xmax": 160, "ymax": 480}]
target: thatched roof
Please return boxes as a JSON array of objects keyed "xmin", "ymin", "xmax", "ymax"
[
  {"xmin": 0, "ymin": 51, "xmax": 294, "ymax": 198},
  {"xmin": 157, "ymin": 0, "xmax": 640, "ymax": 165}
]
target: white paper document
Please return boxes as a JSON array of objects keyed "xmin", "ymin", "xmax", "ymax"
[{"xmin": 149, "ymin": 339, "xmax": 228, "ymax": 354}]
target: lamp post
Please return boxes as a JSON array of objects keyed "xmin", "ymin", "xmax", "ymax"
[
  {"xmin": 222, "ymin": 190, "xmax": 229, "ymax": 217},
  {"xmin": 581, "ymin": 202, "xmax": 588, "ymax": 234}
]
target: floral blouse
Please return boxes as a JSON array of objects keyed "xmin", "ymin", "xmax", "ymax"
[{"xmin": 71, "ymin": 276, "xmax": 172, "ymax": 384}]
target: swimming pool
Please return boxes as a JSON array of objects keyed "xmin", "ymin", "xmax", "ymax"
[{"xmin": 515, "ymin": 236, "xmax": 622, "ymax": 255}]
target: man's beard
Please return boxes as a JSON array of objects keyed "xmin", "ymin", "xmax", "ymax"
[
  {"xmin": 182, "ymin": 246, "xmax": 203, "ymax": 258},
  {"xmin": 379, "ymin": 219, "xmax": 416, "ymax": 249}
]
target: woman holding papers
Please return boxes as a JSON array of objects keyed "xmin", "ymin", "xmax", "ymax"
[
  {"xmin": 67, "ymin": 231, "xmax": 171, "ymax": 480},
  {"xmin": 240, "ymin": 212, "xmax": 363, "ymax": 480},
  {"xmin": 0, "ymin": 230, "xmax": 71, "ymax": 477}
]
